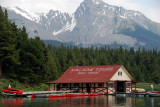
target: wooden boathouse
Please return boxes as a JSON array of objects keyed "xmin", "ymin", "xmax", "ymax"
[{"xmin": 47, "ymin": 65, "xmax": 138, "ymax": 94}]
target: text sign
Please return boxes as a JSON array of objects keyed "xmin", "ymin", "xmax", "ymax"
[{"xmin": 71, "ymin": 67, "xmax": 114, "ymax": 75}]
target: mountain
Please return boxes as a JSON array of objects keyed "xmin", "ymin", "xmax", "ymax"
[
  {"xmin": 2, "ymin": 0, "xmax": 160, "ymax": 49},
  {"xmin": 4, "ymin": 6, "xmax": 60, "ymax": 40}
]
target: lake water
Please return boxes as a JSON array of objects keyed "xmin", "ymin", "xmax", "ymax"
[{"xmin": 0, "ymin": 95, "xmax": 160, "ymax": 107}]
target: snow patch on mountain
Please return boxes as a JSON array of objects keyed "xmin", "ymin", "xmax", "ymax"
[
  {"xmin": 119, "ymin": 15, "xmax": 126, "ymax": 19},
  {"xmin": 53, "ymin": 14, "xmax": 76, "ymax": 35},
  {"xmin": 9, "ymin": 6, "xmax": 40, "ymax": 23},
  {"xmin": 92, "ymin": 0, "xmax": 101, "ymax": 4}
]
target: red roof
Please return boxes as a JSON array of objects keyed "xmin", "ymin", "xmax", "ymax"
[{"xmin": 47, "ymin": 65, "xmax": 129, "ymax": 83}]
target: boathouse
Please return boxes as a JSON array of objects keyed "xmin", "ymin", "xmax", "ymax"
[{"xmin": 47, "ymin": 65, "xmax": 138, "ymax": 94}]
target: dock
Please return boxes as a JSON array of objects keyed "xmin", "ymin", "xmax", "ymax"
[
  {"xmin": 22, "ymin": 90, "xmax": 74, "ymax": 97},
  {"xmin": 115, "ymin": 93, "xmax": 147, "ymax": 97}
]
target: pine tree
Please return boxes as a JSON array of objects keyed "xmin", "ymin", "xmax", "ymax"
[{"xmin": 0, "ymin": 7, "xmax": 19, "ymax": 77}]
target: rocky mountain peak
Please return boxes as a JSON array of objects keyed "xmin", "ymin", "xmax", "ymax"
[{"xmin": 3, "ymin": 0, "xmax": 160, "ymax": 50}]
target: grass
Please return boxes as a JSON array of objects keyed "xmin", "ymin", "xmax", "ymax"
[{"xmin": 136, "ymin": 82, "xmax": 160, "ymax": 91}]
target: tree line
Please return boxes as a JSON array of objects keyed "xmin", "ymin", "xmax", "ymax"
[
  {"xmin": 48, "ymin": 45, "xmax": 160, "ymax": 84},
  {"xmin": 0, "ymin": 7, "xmax": 160, "ymax": 84}
]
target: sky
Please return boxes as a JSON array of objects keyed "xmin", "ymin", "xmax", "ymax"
[{"xmin": 0, "ymin": 0, "xmax": 160, "ymax": 23}]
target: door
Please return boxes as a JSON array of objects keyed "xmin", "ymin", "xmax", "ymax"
[{"xmin": 117, "ymin": 82, "xmax": 125, "ymax": 93}]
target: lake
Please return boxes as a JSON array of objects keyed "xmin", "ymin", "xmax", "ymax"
[{"xmin": 0, "ymin": 95, "xmax": 160, "ymax": 107}]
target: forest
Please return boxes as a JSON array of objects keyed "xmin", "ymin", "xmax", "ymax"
[{"xmin": 0, "ymin": 7, "xmax": 160, "ymax": 85}]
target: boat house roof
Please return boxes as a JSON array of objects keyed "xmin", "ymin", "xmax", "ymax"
[{"xmin": 47, "ymin": 65, "xmax": 136, "ymax": 84}]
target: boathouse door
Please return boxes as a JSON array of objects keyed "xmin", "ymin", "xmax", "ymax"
[
  {"xmin": 86, "ymin": 83, "xmax": 90, "ymax": 93},
  {"xmin": 117, "ymin": 81, "xmax": 125, "ymax": 93}
]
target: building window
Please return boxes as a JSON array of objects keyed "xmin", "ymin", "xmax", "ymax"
[
  {"xmin": 62, "ymin": 83, "xmax": 68, "ymax": 87},
  {"xmin": 126, "ymin": 83, "xmax": 131, "ymax": 88},
  {"xmin": 118, "ymin": 71, "xmax": 122, "ymax": 76},
  {"xmin": 108, "ymin": 83, "xmax": 114, "ymax": 88},
  {"xmin": 74, "ymin": 83, "xmax": 79, "ymax": 87},
  {"xmin": 98, "ymin": 83, "xmax": 103, "ymax": 88}
]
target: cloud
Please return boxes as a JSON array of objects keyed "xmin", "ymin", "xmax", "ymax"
[
  {"xmin": 144, "ymin": 7, "xmax": 160, "ymax": 23},
  {"xmin": 103, "ymin": 0, "xmax": 142, "ymax": 11},
  {"xmin": 0, "ymin": 0, "xmax": 160, "ymax": 23},
  {"xmin": 103, "ymin": 0, "xmax": 160, "ymax": 23},
  {"xmin": 0, "ymin": 0, "xmax": 83, "ymax": 13}
]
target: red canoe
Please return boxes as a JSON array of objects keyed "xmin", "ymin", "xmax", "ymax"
[
  {"xmin": 88, "ymin": 93, "xmax": 101, "ymax": 96},
  {"xmin": 2, "ymin": 88, "xmax": 23, "ymax": 96},
  {"xmin": 49, "ymin": 94, "xmax": 66, "ymax": 98},
  {"xmin": 66, "ymin": 93, "xmax": 86, "ymax": 97}
]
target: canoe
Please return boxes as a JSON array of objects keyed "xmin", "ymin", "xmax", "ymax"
[
  {"xmin": 88, "ymin": 93, "xmax": 101, "ymax": 96},
  {"xmin": 66, "ymin": 93, "xmax": 85, "ymax": 97},
  {"xmin": 132, "ymin": 88, "xmax": 146, "ymax": 93},
  {"xmin": 2, "ymin": 88, "xmax": 23, "ymax": 96},
  {"xmin": 49, "ymin": 94, "xmax": 66, "ymax": 98},
  {"xmin": 147, "ymin": 92, "xmax": 160, "ymax": 97}
]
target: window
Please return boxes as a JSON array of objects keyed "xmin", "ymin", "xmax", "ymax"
[
  {"xmin": 108, "ymin": 83, "xmax": 114, "ymax": 88},
  {"xmin": 126, "ymin": 83, "xmax": 131, "ymax": 88},
  {"xmin": 98, "ymin": 83, "xmax": 103, "ymax": 88},
  {"xmin": 118, "ymin": 71, "xmax": 122, "ymax": 76}
]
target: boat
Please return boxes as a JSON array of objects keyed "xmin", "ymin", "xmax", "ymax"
[
  {"xmin": 49, "ymin": 94, "xmax": 66, "ymax": 98},
  {"xmin": 147, "ymin": 91, "xmax": 160, "ymax": 97},
  {"xmin": 132, "ymin": 88, "xmax": 146, "ymax": 93},
  {"xmin": 66, "ymin": 93, "xmax": 86, "ymax": 97},
  {"xmin": 88, "ymin": 93, "xmax": 101, "ymax": 96},
  {"xmin": 2, "ymin": 88, "xmax": 23, "ymax": 96}
]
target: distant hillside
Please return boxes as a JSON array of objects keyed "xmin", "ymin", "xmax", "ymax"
[{"xmin": 43, "ymin": 40, "xmax": 74, "ymax": 47}]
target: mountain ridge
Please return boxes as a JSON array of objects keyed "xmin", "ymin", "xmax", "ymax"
[{"xmin": 2, "ymin": 0, "xmax": 160, "ymax": 49}]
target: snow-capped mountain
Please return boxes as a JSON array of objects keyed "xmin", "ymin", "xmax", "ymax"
[
  {"xmin": 3, "ymin": 0, "xmax": 160, "ymax": 49},
  {"xmin": 8, "ymin": 6, "xmax": 40, "ymax": 23},
  {"xmin": 39, "ymin": 10, "xmax": 76, "ymax": 35}
]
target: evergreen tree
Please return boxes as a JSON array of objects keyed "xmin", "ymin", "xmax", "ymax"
[{"xmin": 0, "ymin": 7, "xmax": 19, "ymax": 77}]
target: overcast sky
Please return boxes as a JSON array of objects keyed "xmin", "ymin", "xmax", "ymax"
[{"xmin": 0, "ymin": 0, "xmax": 160, "ymax": 23}]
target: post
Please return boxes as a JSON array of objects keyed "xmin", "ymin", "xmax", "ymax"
[
  {"xmin": 82, "ymin": 83, "xmax": 83, "ymax": 93},
  {"xmin": 131, "ymin": 81, "xmax": 132, "ymax": 93},
  {"xmin": 135, "ymin": 83, "xmax": 136, "ymax": 93},
  {"xmin": 94, "ymin": 83, "xmax": 95, "ymax": 93},
  {"xmin": 114, "ymin": 81, "xmax": 116, "ymax": 94},
  {"xmin": 124, "ymin": 81, "xmax": 126, "ymax": 93},
  {"xmin": 89, "ymin": 83, "xmax": 91, "ymax": 93},
  {"xmin": 102, "ymin": 83, "xmax": 104, "ymax": 94},
  {"xmin": 54, "ymin": 83, "xmax": 55, "ymax": 91},
  {"xmin": 70, "ymin": 83, "xmax": 71, "ymax": 90},
  {"xmin": 48, "ymin": 84, "xmax": 50, "ymax": 91},
  {"xmin": 107, "ymin": 82, "xmax": 108, "ymax": 94},
  {"xmin": 66, "ymin": 83, "xmax": 67, "ymax": 91}
]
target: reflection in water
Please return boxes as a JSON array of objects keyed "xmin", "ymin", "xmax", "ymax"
[
  {"xmin": 2, "ymin": 98, "xmax": 23, "ymax": 107},
  {"xmin": 1, "ymin": 95, "xmax": 160, "ymax": 107}
]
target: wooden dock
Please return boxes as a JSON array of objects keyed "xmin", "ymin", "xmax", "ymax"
[
  {"xmin": 22, "ymin": 90, "xmax": 73, "ymax": 96},
  {"xmin": 115, "ymin": 93, "xmax": 147, "ymax": 97}
]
